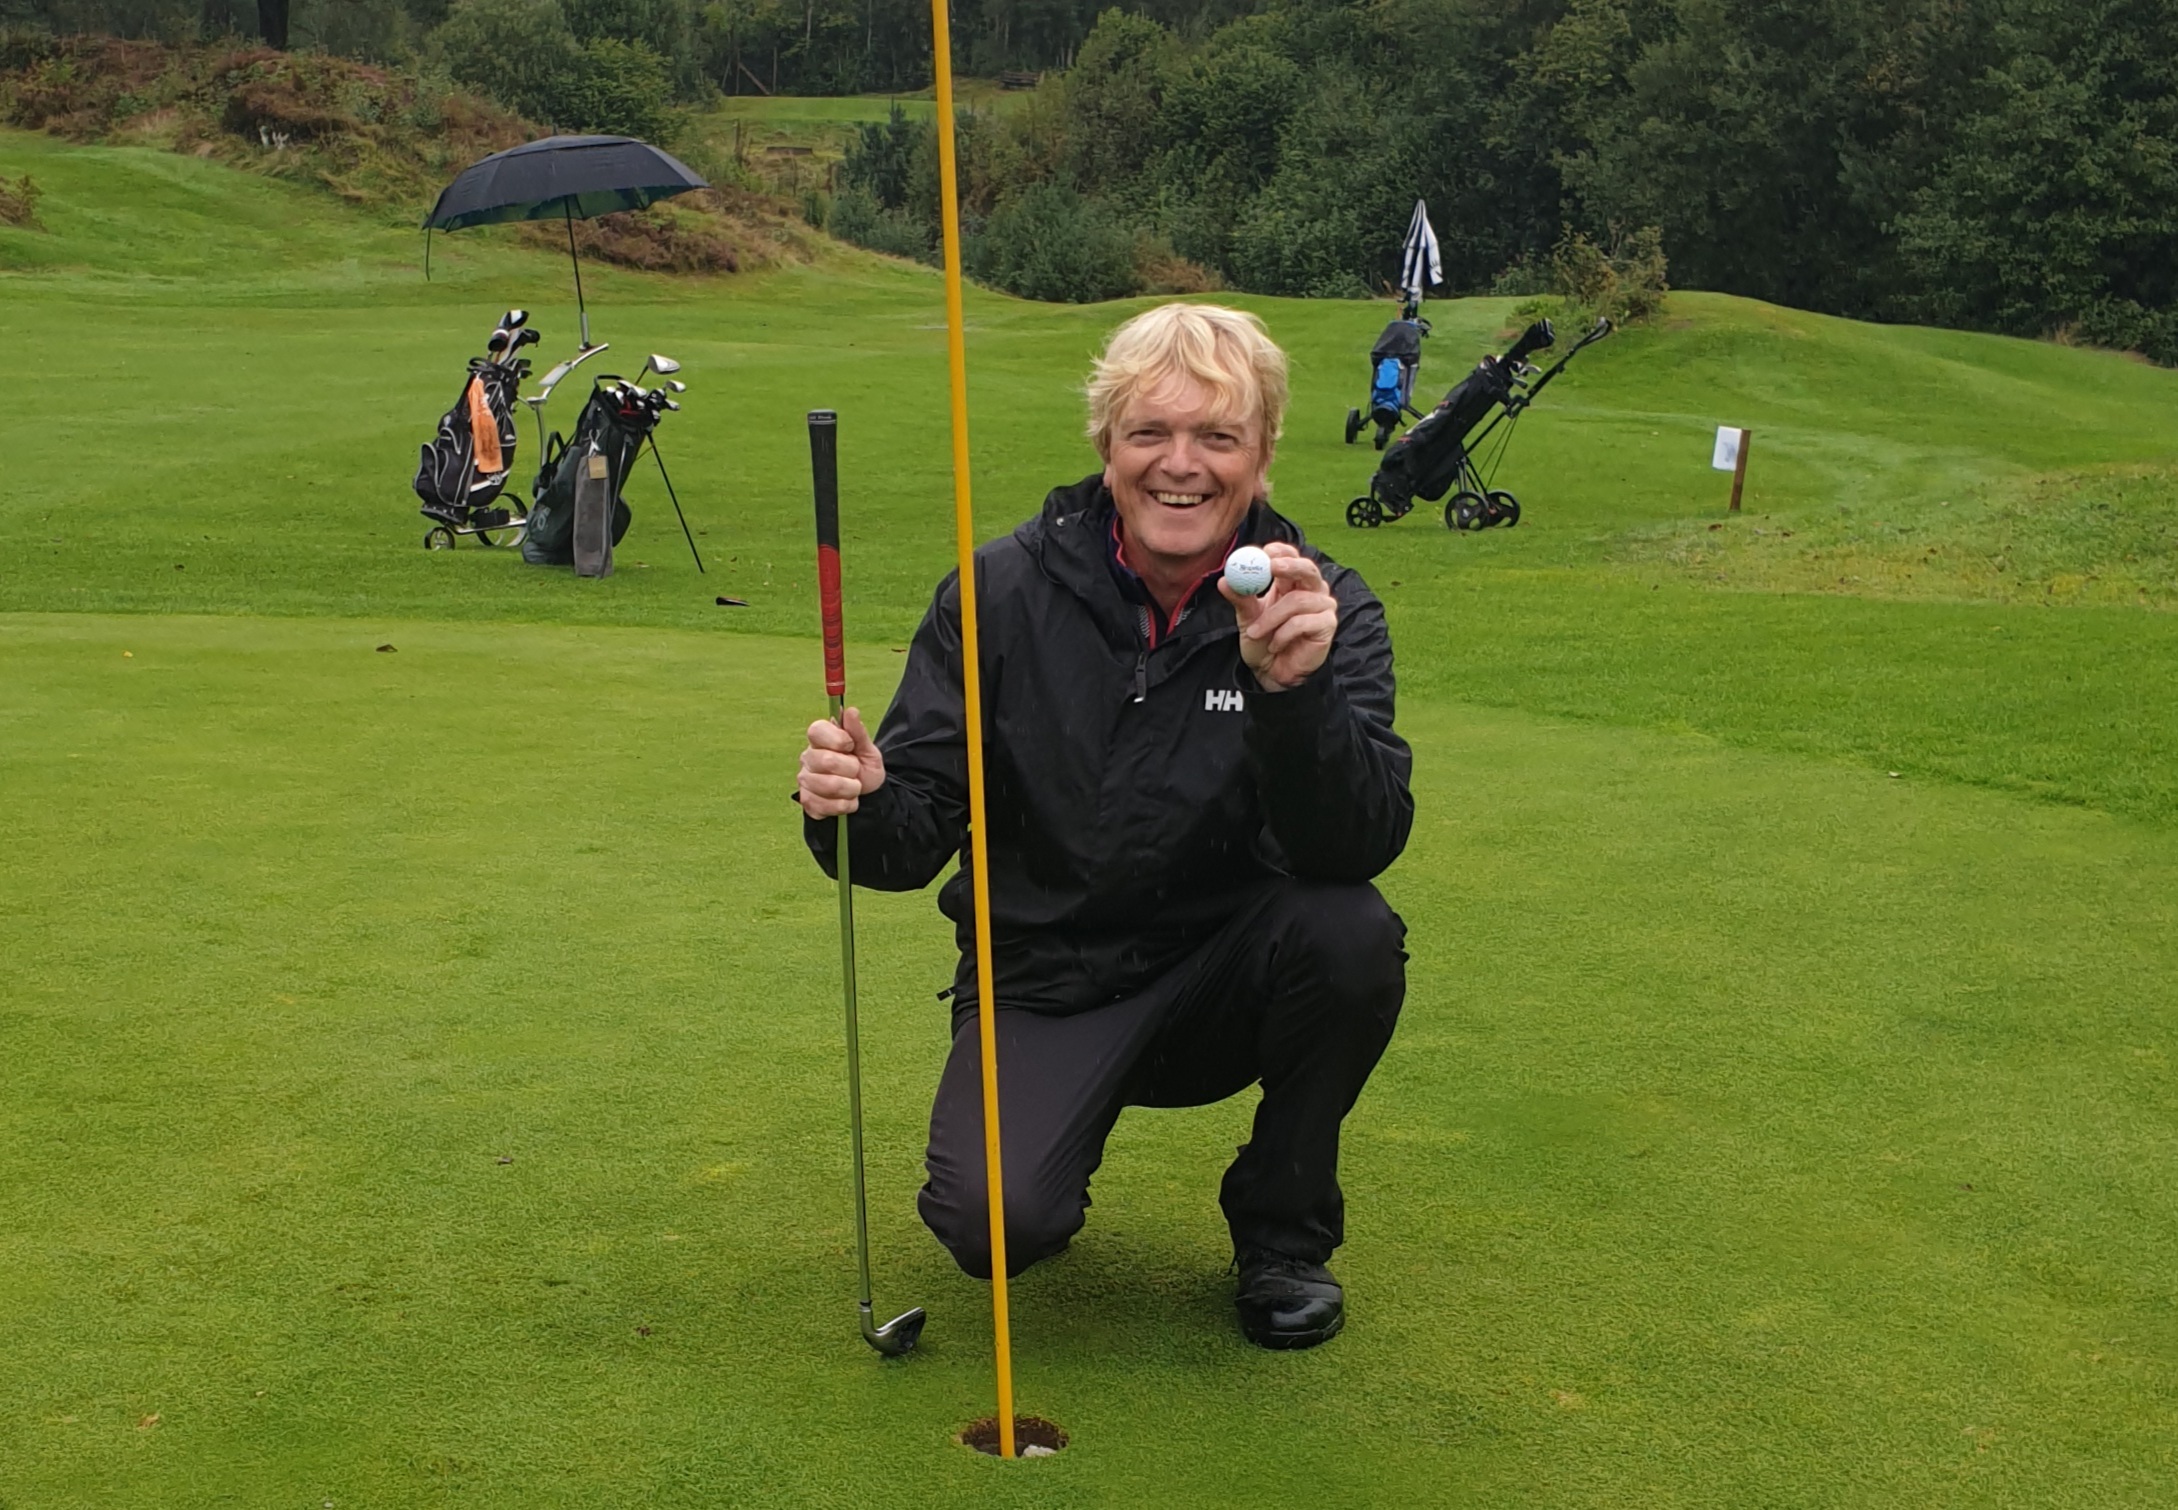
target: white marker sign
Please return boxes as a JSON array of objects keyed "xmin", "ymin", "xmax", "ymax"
[{"xmin": 1712, "ymin": 426, "xmax": 1747, "ymax": 472}]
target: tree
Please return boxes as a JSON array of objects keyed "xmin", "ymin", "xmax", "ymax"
[{"xmin": 257, "ymin": 0, "xmax": 285, "ymax": 47}]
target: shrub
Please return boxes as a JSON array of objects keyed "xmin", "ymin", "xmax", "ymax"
[
  {"xmin": 557, "ymin": 35, "xmax": 673, "ymax": 140},
  {"xmin": 1515, "ymin": 225, "xmax": 1669, "ymax": 328},
  {"xmin": 1133, "ymin": 232, "xmax": 1220, "ymax": 295},
  {"xmin": 840, "ymin": 103, "xmax": 918, "ymax": 213},
  {"xmin": 827, "ymin": 184, "xmax": 934, "ymax": 264},
  {"xmin": 433, "ymin": 0, "xmax": 581, "ymax": 127},
  {"xmin": 0, "ymin": 171, "xmax": 41, "ymax": 228},
  {"xmin": 968, "ymin": 181, "xmax": 1138, "ymax": 303}
]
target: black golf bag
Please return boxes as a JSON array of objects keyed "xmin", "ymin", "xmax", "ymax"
[
  {"xmin": 1347, "ymin": 316, "xmax": 1611, "ymax": 531},
  {"xmin": 521, "ymin": 384, "xmax": 657, "ymax": 571},
  {"xmin": 414, "ymin": 358, "xmax": 525, "ymax": 526}
]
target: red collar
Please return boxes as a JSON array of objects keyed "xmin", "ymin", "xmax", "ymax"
[{"xmin": 1108, "ymin": 516, "xmax": 1237, "ymax": 648}]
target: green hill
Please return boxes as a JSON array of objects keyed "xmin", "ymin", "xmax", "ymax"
[{"xmin": 3, "ymin": 130, "xmax": 2176, "ymax": 1508}]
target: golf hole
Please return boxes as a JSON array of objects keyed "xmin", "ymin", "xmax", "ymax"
[{"xmin": 958, "ymin": 1415, "xmax": 1068, "ymax": 1458}]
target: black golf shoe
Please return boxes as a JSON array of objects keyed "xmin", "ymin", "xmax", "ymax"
[{"xmin": 1233, "ymin": 1248, "xmax": 1345, "ymax": 1350}]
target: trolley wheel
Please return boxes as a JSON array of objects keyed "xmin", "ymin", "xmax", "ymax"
[
  {"xmin": 1373, "ymin": 422, "xmax": 1392, "ymax": 451},
  {"xmin": 1346, "ymin": 496, "xmax": 1382, "ymax": 529},
  {"xmin": 1343, "ymin": 407, "xmax": 1363, "ymax": 445},
  {"xmin": 475, "ymin": 521, "xmax": 528, "ymax": 549},
  {"xmin": 424, "ymin": 525, "xmax": 456, "ymax": 551},
  {"xmin": 1487, "ymin": 490, "xmax": 1522, "ymax": 528},
  {"xmin": 1447, "ymin": 491, "xmax": 1486, "ymax": 531}
]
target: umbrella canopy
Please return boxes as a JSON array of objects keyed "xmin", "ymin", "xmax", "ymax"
[
  {"xmin": 423, "ymin": 135, "xmax": 708, "ymax": 347},
  {"xmin": 1399, "ymin": 199, "xmax": 1442, "ymax": 306},
  {"xmin": 423, "ymin": 135, "xmax": 707, "ymax": 231}
]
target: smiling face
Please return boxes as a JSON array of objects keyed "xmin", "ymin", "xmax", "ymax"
[{"xmin": 1101, "ymin": 372, "xmax": 1273, "ymax": 582}]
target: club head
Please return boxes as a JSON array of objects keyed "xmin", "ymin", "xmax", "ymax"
[
  {"xmin": 514, "ymin": 327, "xmax": 542, "ymax": 350},
  {"xmin": 486, "ymin": 330, "xmax": 510, "ymax": 355},
  {"xmin": 503, "ymin": 309, "xmax": 528, "ymax": 329},
  {"xmin": 647, "ymin": 354, "xmax": 681, "ymax": 376},
  {"xmin": 666, "ymin": 379, "xmax": 686, "ymax": 393},
  {"xmin": 861, "ymin": 1304, "xmax": 926, "ymax": 1357}
]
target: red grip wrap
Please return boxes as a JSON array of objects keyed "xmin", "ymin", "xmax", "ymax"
[{"xmin": 818, "ymin": 543, "xmax": 846, "ymax": 696}]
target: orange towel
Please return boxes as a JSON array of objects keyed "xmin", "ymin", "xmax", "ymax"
[{"xmin": 465, "ymin": 377, "xmax": 503, "ymax": 476}]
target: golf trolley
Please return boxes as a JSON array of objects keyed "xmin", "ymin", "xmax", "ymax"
[
  {"xmin": 1344, "ymin": 299, "xmax": 1431, "ymax": 451},
  {"xmin": 1346, "ymin": 315, "xmax": 1612, "ymax": 532},
  {"xmin": 413, "ymin": 309, "xmax": 543, "ymax": 550}
]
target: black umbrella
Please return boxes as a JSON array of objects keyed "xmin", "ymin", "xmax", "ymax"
[{"xmin": 423, "ymin": 134, "xmax": 707, "ymax": 347}]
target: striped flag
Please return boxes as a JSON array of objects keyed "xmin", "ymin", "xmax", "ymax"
[{"xmin": 1399, "ymin": 199, "xmax": 1442, "ymax": 304}]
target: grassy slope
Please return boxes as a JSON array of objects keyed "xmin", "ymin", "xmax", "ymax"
[{"xmin": 2, "ymin": 127, "xmax": 2176, "ymax": 1506}]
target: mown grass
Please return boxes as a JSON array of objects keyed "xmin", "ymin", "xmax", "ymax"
[{"xmin": 2, "ymin": 125, "xmax": 2176, "ymax": 1507}]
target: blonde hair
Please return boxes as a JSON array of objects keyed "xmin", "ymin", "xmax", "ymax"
[{"xmin": 1085, "ymin": 303, "xmax": 1289, "ymax": 458}]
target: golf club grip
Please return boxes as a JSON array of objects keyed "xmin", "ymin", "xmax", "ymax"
[{"xmin": 808, "ymin": 411, "xmax": 846, "ymax": 696}]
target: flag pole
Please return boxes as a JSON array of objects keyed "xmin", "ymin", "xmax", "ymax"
[{"xmin": 926, "ymin": 0, "xmax": 1017, "ymax": 1460}]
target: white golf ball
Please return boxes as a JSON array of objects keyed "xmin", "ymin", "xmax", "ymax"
[{"xmin": 1224, "ymin": 545, "xmax": 1273, "ymax": 597}]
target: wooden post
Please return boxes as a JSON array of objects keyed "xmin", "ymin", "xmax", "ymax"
[{"xmin": 1729, "ymin": 428, "xmax": 1752, "ymax": 512}]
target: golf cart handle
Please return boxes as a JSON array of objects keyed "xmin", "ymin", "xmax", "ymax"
[{"xmin": 808, "ymin": 411, "xmax": 847, "ymax": 697}]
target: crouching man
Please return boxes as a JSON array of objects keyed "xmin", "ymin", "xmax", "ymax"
[{"xmin": 797, "ymin": 303, "xmax": 1411, "ymax": 1349}]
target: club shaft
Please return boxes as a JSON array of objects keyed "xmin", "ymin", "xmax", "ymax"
[
  {"xmin": 831, "ymin": 692, "xmax": 876, "ymax": 1314},
  {"xmin": 811, "ymin": 409, "xmax": 875, "ymax": 1322}
]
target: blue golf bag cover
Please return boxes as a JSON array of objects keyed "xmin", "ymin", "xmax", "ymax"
[{"xmin": 1371, "ymin": 357, "xmax": 1405, "ymax": 418}]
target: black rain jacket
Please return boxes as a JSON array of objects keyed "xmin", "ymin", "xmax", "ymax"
[{"xmin": 804, "ymin": 475, "xmax": 1412, "ymax": 1015}]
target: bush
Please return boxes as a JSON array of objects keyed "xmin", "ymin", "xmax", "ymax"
[
  {"xmin": 0, "ymin": 171, "xmax": 41, "ymax": 227},
  {"xmin": 968, "ymin": 181, "xmax": 1138, "ymax": 303},
  {"xmin": 840, "ymin": 103, "xmax": 917, "ymax": 213},
  {"xmin": 433, "ymin": 0, "xmax": 672, "ymax": 138},
  {"xmin": 827, "ymin": 183, "xmax": 934, "ymax": 264},
  {"xmin": 1514, "ymin": 225, "xmax": 1669, "ymax": 328},
  {"xmin": 557, "ymin": 34, "xmax": 672, "ymax": 140},
  {"xmin": 434, "ymin": 0, "xmax": 580, "ymax": 125}
]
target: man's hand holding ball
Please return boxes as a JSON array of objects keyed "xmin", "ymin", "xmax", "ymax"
[{"xmin": 1221, "ymin": 541, "xmax": 1338, "ymax": 691}]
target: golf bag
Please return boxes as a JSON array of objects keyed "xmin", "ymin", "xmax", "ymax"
[
  {"xmin": 1347, "ymin": 316, "xmax": 1612, "ymax": 531},
  {"xmin": 1345, "ymin": 312, "xmax": 1430, "ymax": 450},
  {"xmin": 414, "ymin": 359, "xmax": 525, "ymax": 525},
  {"xmin": 521, "ymin": 384, "xmax": 655, "ymax": 571}
]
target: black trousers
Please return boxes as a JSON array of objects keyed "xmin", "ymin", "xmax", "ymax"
[{"xmin": 918, "ymin": 880, "xmax": 1407, "ymax": 1278}]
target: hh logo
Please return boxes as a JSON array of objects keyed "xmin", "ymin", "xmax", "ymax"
[{"xmin": 1204, "ymin": 689, "xmax": 1246, "ymax": 713}]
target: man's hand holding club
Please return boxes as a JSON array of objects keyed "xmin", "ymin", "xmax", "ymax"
[{"xmin": 800, "ymin": 706, "xmax": 884, "ymax": 819}]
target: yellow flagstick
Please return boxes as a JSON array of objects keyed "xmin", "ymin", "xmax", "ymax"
[{"xmin": 926, "ymin": 0, "xmax": 1016, "ymax": 1461}]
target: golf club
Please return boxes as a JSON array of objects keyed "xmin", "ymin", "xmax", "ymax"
[{"xmin": 809, "ymin": 407, "xmax": 925, "ymax": 1360}]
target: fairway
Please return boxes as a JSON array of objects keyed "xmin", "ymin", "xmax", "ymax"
[{"xmin": 4, "ymin": 129, "xmax": 2177, "ymax": 1507}]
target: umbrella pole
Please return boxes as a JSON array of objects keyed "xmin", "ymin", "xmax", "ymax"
[{"xmin": 565, "ymin": 201, "xmax": 591, "ymax": 349}]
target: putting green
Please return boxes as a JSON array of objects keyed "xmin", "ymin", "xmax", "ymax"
[{"xmin": 2, "ymin": 127, "xmax": 2175, "ymax": 1506}]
